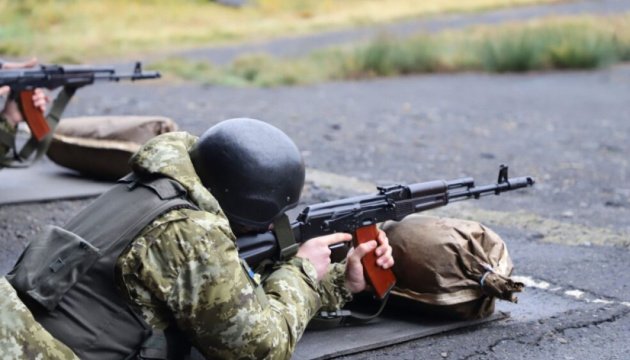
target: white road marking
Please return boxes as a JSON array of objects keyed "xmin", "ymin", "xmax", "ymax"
[{"xmin": 513, "ymin": 275, "xmax": 626, "ymax": 307}]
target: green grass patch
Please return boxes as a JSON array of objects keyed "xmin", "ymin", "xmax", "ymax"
[
  {"xmin": 153, "ymin": 13, "xmax": 630, "ymax": 87},
  {"xmin": 0, "ymin": 0, "xmax": 567, "ymax": 62},
  {"xmin": 480, "ymin": 22, "xmax": 620, "ymax": 72}
]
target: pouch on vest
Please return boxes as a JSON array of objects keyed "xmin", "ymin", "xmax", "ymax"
[
  {"xmin": 7, "ymin": 225, "xmax": 100, "ymax": 311},
  {"xmin": 7, "ymin": 175, "xmax": 196, "ymax": 359},
  {"xmin": 382, "ymin": 215, "xmax": 525, "ymax": 320}
]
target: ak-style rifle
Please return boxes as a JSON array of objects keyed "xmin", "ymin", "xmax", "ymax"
[
  {"xmin": 0, "ymin": 62, "xmax": 159, "ymax": 166},
  {"xmin": 237, "ymin": 165, "xmax": 534, "ymax": 299}
]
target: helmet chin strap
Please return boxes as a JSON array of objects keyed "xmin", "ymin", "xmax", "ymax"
[{"xmin": 228, "ymin": 219, "xmax": 272, "ymax": 237}]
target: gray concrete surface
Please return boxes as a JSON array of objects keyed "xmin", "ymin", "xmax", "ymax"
[
  {"xmin": 20, "ymin": 63, "xmax": 624, "ymax": 359},
  {"xmin": 61, "ymin": 64, "xmax": 630, "ymax": 234},
  {"xmin": 1, "ymin": 0, "xmax": 629, "ymax": 358},
  {"xmin": 0, "ymin": 157, "xmax": 111, "ymax": 205}
]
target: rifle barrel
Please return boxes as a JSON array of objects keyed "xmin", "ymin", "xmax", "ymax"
[
  {"xmin": 448, "ymin": 176, "xmax": 534, "ymax": 201},
  {"xmin": 0, "ymin": 64, "xmax": 160, "ymax": 86}
]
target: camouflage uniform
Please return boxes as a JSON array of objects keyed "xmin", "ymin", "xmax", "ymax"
[
  {"xmin": 0, "ymin": 114, "xmax": 15, "ymax": 159},
  {"xmin": 0, "ymin": 57, "xmax": 12, "ymax": 159},
  {"xmin": 116, "ymin": 132, "xmax": 352, "ymax": 359},
  {"xmin": 0, "ymin": 277, "xmax": 79, "ymax": 359}
]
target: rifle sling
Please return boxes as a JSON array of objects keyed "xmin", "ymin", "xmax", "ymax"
[
  {"xmin": 310, "ymin": 293, "xmax": 390, "ymax": 329},
  {"xmin": 0, "ymin": 113, "xmax": 19, "ymax": 167},
  {"xmin": 274, "ymin": 213, "xmax": 299, "ymax": 260},
  {"xmin": 0, "ymin": 125, "xmax": 17, "ymax": 156}
]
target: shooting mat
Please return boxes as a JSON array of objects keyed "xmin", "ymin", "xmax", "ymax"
[
  {"xmin": 0, "ymin": 161, "xmax": 373, "ymax": 206},
  {"xmin": 186, "ymin": 308, "xmax": 506, "ymax": 360},
  {"xmin": 0, "ymin": 157, "xmax": 113, "ymax": 205},
  {"xmin": 293, "ymin": 308, "xmax": 507, "ymax": 359}
]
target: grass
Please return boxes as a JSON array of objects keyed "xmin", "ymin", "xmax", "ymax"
[
  {"xmin": 0, "ymin": 0, "xmax": 565, "ymax": 63},
  {"xmin": 152, "ymin": 13, "xmax": 630, "ymax": 87},
  {"xmin": 479, "ymin": 21, "xmax": 625, "ymax": 72}
]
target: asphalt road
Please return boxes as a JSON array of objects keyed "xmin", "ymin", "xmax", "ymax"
[
  {"xmin": 41, "ymin": 62, "xmax": 628, "ymax": 359},
  {"xmin": 1, "ymin": 0, "xmax": 629, "ymax": 358}
]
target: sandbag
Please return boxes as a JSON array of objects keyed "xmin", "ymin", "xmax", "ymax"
[
  {"xmin": 47, "ymin": 116, "xmax": 177, "ymax": 180},
  {"xmin": 382, "ymin": 215, "xmax": 524, "ymax": 320}
]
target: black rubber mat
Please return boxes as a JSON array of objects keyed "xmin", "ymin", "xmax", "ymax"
[
  {"xmin": 0, "ymin": 157, "xmax": 112, "ymax": 205},
  {"xmin": 294, "ymin": 308, "xmax": 507, "ymax": 359}
]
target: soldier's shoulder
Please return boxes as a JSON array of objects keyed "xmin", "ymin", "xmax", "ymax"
[
  {"xmin": 176, "ymin": 207, "xmax": 233, "ymax": 239},
  {"xmin": 149, "ymin": 206, "xmax": 227, "ymax": 230},
  {"xmin": 147, "ymin": 207, "xmax": 235, "ymax": 246}
]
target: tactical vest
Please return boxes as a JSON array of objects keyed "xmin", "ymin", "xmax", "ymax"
[{"xmin": 7, "ymin": 174, "xmax": 197, "ymax": 359}]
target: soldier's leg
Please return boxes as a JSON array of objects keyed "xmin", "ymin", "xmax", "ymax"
[{"xmin": 0, "ymin": 277, "xmax": 79, "ymax": 360}]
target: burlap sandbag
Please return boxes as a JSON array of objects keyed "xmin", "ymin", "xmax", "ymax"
[
  {"xmin": 382, "ymin": 215, "xmax": 524, "ymax": 320},
  {"xmin": 47, "ymin": 116, "xmax": 177, "ymax": 180}
]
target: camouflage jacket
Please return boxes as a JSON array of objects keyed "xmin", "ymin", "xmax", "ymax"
[
  {"xmin": 0, "ymin": 114, "xmax": 15, "ymax": 159},
  {"xmin": 117, "ymin": 132, "xmax": 352, "ymax": 359}
]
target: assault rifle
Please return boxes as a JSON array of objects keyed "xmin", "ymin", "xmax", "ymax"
[
  {"xmin": 237, "ymin": 165, "xmax": 534, "ymax": 300},
  {"xmin": 0, "ymin": 62, "xmax": 159, "ymax": 166}
]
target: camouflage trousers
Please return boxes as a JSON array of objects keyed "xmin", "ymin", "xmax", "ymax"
[{"xmin": 0, "ymin": 277, "xmax": 79, "ymax": 360}]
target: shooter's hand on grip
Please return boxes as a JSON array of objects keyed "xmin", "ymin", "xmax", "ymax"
[
  {"xmin": 18, "ymin": 89, "xmax": 49, "ymax": 140},
  {"xmin": 348, "ymin": 226, "xmax": 395, "ymax": 299},
  {"xmin": 1, "ymin": 58, "xmax": 49, "ymax": 137},
  {"xmin": 297, "ymin": 232, "xmax": 353, "ymax": 281},
  {"xmin": 295, "ymin": 228, "xmax": 394, "ymax": 299}
]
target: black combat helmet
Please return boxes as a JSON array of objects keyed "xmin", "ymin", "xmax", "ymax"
[{"xmin": 189, "ymin": 118, "xmax": 305, "ymax": 229}]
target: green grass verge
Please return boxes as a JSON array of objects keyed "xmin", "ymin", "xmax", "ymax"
[
  {"xmin": 480, "ymin": 23, "xmax": 623, "ymax": 71},
  {"xmin": 152, "ymin": 14, "xmax": 630, "ymax": 87},
  {"xmin": 0, "ymin": 0, "xmax": 566, "ymax": 63}
]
